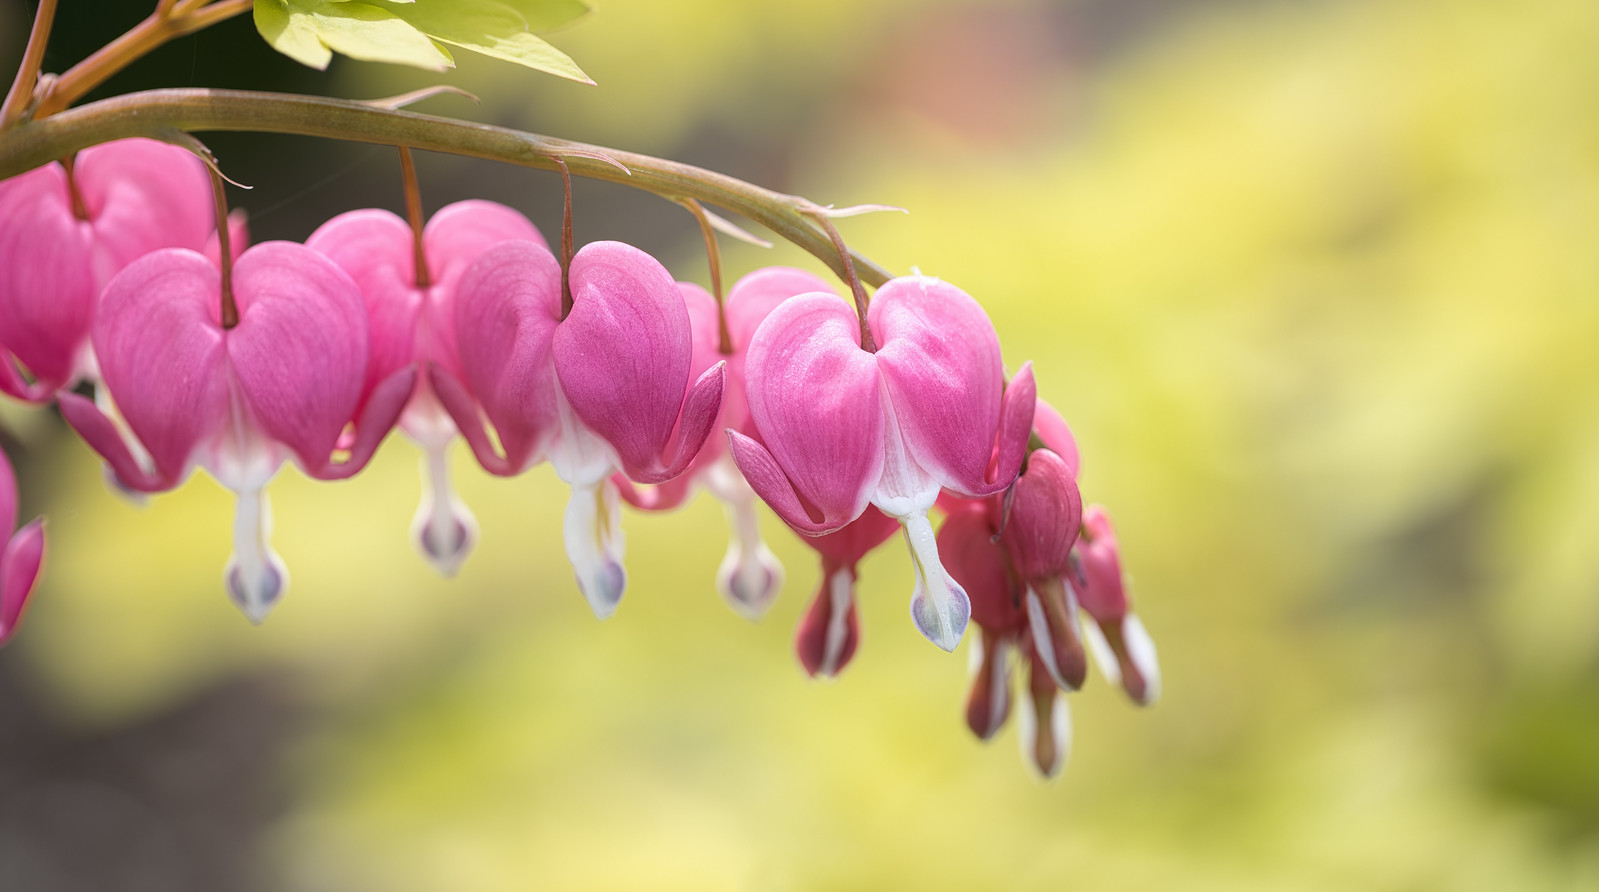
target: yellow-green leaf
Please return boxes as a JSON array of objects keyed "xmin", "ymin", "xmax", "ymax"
[
  {"xmin": 371, "ymin": 0, "xmax": 593, "ymax": 83},
  {"xmin": 255, "ymin": 0, "xmax": 454, "ymax": 72}
]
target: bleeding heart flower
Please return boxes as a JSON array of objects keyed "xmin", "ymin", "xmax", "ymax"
[
  {"xmin": 308, "ymin": 200, "xmax": 546, "ymax": 576},
  {"xmin": 0, "ymin": 447, "xmax": 46, "ymax": 647},
  {"xmin": 58, "ymin": 242, "xmax": 413, "ymax": 622},
  {"xmin": 433, "ymin": 239, "xmax": 725, "ymax": 618},
  {"xmin": 616, "ymin": 267, "xmax": 836, "ymax": 618},
  {"xmin": 1071, "ymin": 505, "xmax": 1160, "ymax": 705},
  {"xmin": 793, "ymin": 505, "xmax": 900, "ymax": 678},
  {"xmin": 0, "ymin": 138, "xmax": 215, "ymax": 400},
  {"xmin": 728, "ymin": 274, "xmax": 1035, "ymax": 651},
  {"xmin": 1002, "ymin": 448, "xmax": 1087, "ymax": 692}
]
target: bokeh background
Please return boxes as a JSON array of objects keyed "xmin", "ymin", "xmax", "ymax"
[{"xmin": 3, "ymin": 0, "xmax": 1599, "ymax": 888}]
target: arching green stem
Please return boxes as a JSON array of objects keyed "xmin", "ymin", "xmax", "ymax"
[{"xmin": 0, "ymin": 89, "xmax": 895, "ymax": 288}]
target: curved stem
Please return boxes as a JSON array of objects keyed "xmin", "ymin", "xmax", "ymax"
[
  {"xmin": 1, "ymin": 0, "xmax": 57, "ymax": 130},
  {"xmin": 676, "ymin": 197, "xmax": 733, "ymax": 355},
  {"xmin": 809, "ymin": 210, "xmax": 877, "ymax": 353},
  {"xmin": 398, "ymin": 146, "xmax": 431, "ymax": 288},
  {"xmin": 31, "ymin": 1, "xmax": 252, "ymax": 120},
  {"xmin": 555, "ymin": 156, "xmax": 574, "ymax": 319},
  {"xmin": 0, "ymin": 88, "xmax": 896, "ymax": 288},
  {"xmin": 209, "ymin": 164, "xmax": 236, "ymax": 327}
]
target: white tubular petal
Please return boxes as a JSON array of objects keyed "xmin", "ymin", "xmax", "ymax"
[
  {"xmin": 901, "ymin": 512, "xmax": 971, "ymax": 652},
  {"xmin": 562, "ymin": 479, "xmax": 627, "ymax": 619},
  {"xmin": 709, "ymin": 458, "xmax": 784, "ymax": 619},
  {"xmin": 224, "ymin": 485, "xmax": 289, "ymax": 624},
  {"xmin": 1018, "ymin": 689, "xmax": 1072, "ymax": 781},
  {"xmin": 1082, "ymin": 619, "xmax": 1122, "ymax": 689},
  {"xmin": 818, "ymin": 568, "xmax": 855, "ymax": 677},
  {"xmin": 1025, "ymin": 588, "xmax": 1069, "ymax": 691},
  {"xmin": 1124, "ymin": 613, "xmax": 1163, "ymax": 705},
  {"xmin": 983, "ymin": 636, "xmax": 1014, "ymax": 739},
  {"xmin": 410, "ymin": 440, "xmax": 478, "ymax": 577}
]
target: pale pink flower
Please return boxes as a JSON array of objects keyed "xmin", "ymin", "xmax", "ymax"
[{"xmin": 0, "ymin": 447, "xmax": 45, "ymax": 647}]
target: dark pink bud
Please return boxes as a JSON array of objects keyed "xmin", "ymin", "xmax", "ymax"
[
  {"xmin": 1073, "ymin": 505, "xmax": 1160, "ymax": 705},
  {"xmin": 794, "ymin": 506, "xmax": 898, "ymax": 678},
  {"xmin": 965, "ymin": 626, "xmax": 1014, "ymax": 741},
  {"xmin": 1019, "ymin": 648, "xmax": 1071, "ymax": 780},
  {"xmin": 1001, "ymin": 448, "xmax": 1083, "ymax": 582},
  {"xmin": 936, "ymin": 500, "xmax": 1021, "ymax": 634}
]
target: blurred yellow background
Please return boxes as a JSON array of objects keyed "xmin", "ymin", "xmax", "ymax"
[{"xmin": 3, "ymin": 0, "xmax": 1599, "ymax": 889}]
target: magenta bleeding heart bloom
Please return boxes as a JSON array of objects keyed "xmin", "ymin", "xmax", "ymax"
[
  {"xmin": 433, "ymin": 239, "xmax": 724, "ymax": 617},
  {"xmin": 58, "ymin": 243, "xmax": 412, "ymax": 622},
  {"xmin": 0, "ymin": 138, "xmax": 215, "ymax": 400},
  {"xmin": 0, "ymin": 447, "xmax": 46, "ymax": 647},
  {"xmin": 308, "ymin": 200, "xmax": 546, "ymax": 576},
  {"xmin": 617, "ymin": 267, "xmax": 836, "ymax": 618},
  {"xmin": 1072, "ymin": 505, "xmax": 1161, "ymax": 705},
  {"xmin": 728, "ymin": 274, "xmax": 1035, "ymax": 651},
  {"xmin": 793, "ymin": 506, "xmax": 900, "ymax": 678}
]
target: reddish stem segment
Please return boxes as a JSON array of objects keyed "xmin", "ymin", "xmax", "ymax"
[
  {"xmin": 556, "ymin": 157, "xmax": 575, "ymax": 319},
  {"xmin": 0, "ymin": 0, "xmax": 57, "ymax": 130},
  {"xmin": 678, "ymin": 198, "xmax": 733, "ymax": 355},
  {"xmin": 810, "ymin": 212, "xmax": 877, "ymax": 353},
  {"xmin": 59, "ymin": 153, "xmax": 89, "ymax": 221},
  {"xmin": 210, "ymin": 165, "xmax": 237, "ymax": 328},
  {"xmin": 398, "ymin": 146, "xmax": 431, "ymax": 288}
]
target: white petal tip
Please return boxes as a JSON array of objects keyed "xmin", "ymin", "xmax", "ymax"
[
  {"xmin": 1124, "ymin": 614, "xmax": 1162, "ymax": 706},
  {"xmin": 225, "ymin": 561, "xmax": 285, "ymax": 625},
  {"xmin": 577, "ymin": 561, "xmax": 626, "ymax": 619},
  {"xmin": 410, "ymin": 500, "xmax": 479, "ymax": 578},
  {"xmin": 911, "ymin": 590, "xmax": 970, "ymax": 652},
  {"xmin": 716, "ymin": 545, "xmax": 783, "ymax": 621}
]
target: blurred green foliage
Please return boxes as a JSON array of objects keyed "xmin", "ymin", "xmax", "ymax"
[{"xmin": 6, "ymin": 0, "xmax": 1599, "ymax": 888}]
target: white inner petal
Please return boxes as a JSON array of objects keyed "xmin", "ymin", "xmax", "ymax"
[
  {"xmin": 224, "ymin": 483, "xmax": 289, "ymax": 624},
  {"xmin": 819, "ymin": 567, "xmax": 855, "ymax": 677},
  {"xmin": 899, "ymin": 512, "xmax": 971, "ymax": 652},
  {"xmin": 1123, "ymin": 613, "xmax": 1163, "ymax": 705},
  {"xmin": 708, "ymin": 455, "xmax": 783, "ymax": 619},
  {"xmin": 562, "ymin": 478, "xmax": 627, "ymax": 619},
  {"xmin": 410, "ymin": 438, "xmax": 477, "ymax": 577},
  {"xmin": 1025, "ymin": 588, "xmax": 1069, "ymax": 690}
]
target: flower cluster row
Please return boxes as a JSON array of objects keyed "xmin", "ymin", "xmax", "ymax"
[{"xmin": 0, "ymin": 138, "xmax": 1158, "ymax": 776}]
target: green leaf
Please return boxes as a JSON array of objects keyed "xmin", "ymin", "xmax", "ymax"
[
  {"xmin": 256, "ymin": 0, "xmax": 592, "ymax": 83},
  {"xmin": 382, "ymin": 0, "xmax": 593, "ymax": 83},
  {"xmin": 255, "ymin": 1, "xmax": 454, "ymax": 71}
]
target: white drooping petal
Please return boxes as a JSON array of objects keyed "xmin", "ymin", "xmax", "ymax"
[
  {"xmin": 561, "ymin": 479, "xmax": 627, "ymax": 619},
  {"xmin": 901, "ymin": 512, "xmax": 971, "ymax": 652},
  {"xmin": 1018, "ymin": 687, "xmax": 1072, "ymax": 781},
  {"xmin": 1123, "ymin": 613, "xmax": 1162, "ymax": 705},
  {"xmin": 549, "ymin": 389, "xmax": 628, "ymax": 618},
  {"xmin": 1082, "ymin": 616, "xmax": 1122, "ymax": 689},
  {"xmin": 704, "ymin": 455, "xmax": 783, "ymax": 620},
  {"xmin": 874, "ymin": 381, "xmax": 969, "ymax": 651},
  {"xmin": 224, "ymin": 484, "xmax": 289, "ymax": 624},
  {"xmin": 410, "ymin": 438, "xmax": 478, "ymax": 577}
]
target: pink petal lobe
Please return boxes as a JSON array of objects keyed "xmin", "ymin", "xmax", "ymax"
[
  {"xmin": 453, "ymin": 240, "xmax": 563, "ymax": 471},
  {"xmin": 726, "ymin": 431, "xmax": 844, "ymax": 535},
  {"xmin": 0, "ymin": 518, "xmax": 45, "ymax": 645},
  {"xmin": 423, "ymin": 200, "xmax": 546, "ymax": 378},
  {"xmin": 805, "ymin": 504, "xmax": 900, "ymax": 568},
  {"xmin": 76, "ymin": 139, "xmax": 213, "ymax": 270},
  {"xmin": 0, "ymin": 163, "xmax": 95, "ymax": 390},
  {"xmin": 724, "ymin": 267, "xmax": 835, "ymax": 350},
  {"xmin": 612, "ymin": 472, "xmax": 696, "ymax": 511},
  {"xmin": 93, "ymin": 248, "xmax": 229, "ymax": 481},
  {"xmin": 427, "ymin": 364, "xmax": 516, "ymax": 476},
  {"xmin": 554, "ymin": 242, "xmax": 700, "ymax": 481},
  {"xmin": 306, "ymin": 209, "xmax": 421, "ymax": 400},
  {"xmin": 57, "ymin": 393, "xmax": 174, "ymax": 492},
  {"xmin": 742, "ymin": 292, "xmax": 882, "ymax": 530},
  {"xmin": 869, "ymin": 276, "xmax": 1006, "ymax": 493},
  {"xmin": 226, "ymin": 242, "xmax": 368, "ymax": 470},
  {"xmin": 309, "ymin": 365, "xmax": 416, "ymax": 480},
  {"xmin": 1034, "ymin": 398, "xmax": 1080, "ymax": 478},
  {"xmin": 0, "ymin": 448, "xmax": 16, "ymax": 533}
]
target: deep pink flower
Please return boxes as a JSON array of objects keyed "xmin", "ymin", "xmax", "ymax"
[
  {"xmin": 617, "ymin": 267, "xmax": 835, "ymax": 618},
  {"xmin": 1002, "ymin": 448, "xmax": 1087, "ymax": 692},
  {"xmin": 433, "ymin": 239, "xmax": 724, "ymax": 617},
  {"xmin": 1071, "ymin": 505, "xmax": 1160, "ymax": 705},
  {"xmin": 308, "ymin": 200, "xmax": 545, "ymax": 575},
  {"xmin": 793, "ymin": 506, "xmax": 900, "ymax": 678},
  {"xmin": 728, "ymin": 275, "xmax": 1035, "ymax": 651},
  {"xmin": 0, "ymin": 139, "xmax": 215, "ymax": 400},
  {"xmin": 0, "ymin": 447, "xmax": 45, "ymax": 647},
  {"xmin": 58, "ymin": 243, "xmax": 412, "ymax": 621}
]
